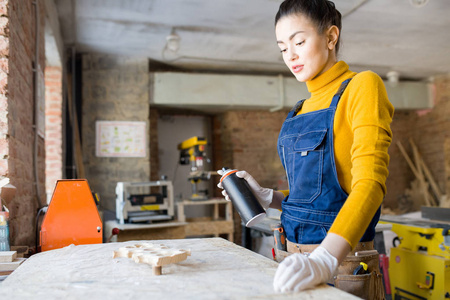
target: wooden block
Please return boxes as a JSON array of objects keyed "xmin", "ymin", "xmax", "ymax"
[
  {"xmin": 152, "ymin": 266, "xmax": 162, "ymax": 276},
  {"xmin": 10, "ymin": 246, "xmax": 29, "ymax": 258},
  {"xmin": 0, "ymin": 183, "xmax": 16, "ymax": 206},
  {"xmin": 0, "ymin": 251, "xmax": 17, "ymax": 263},
  {"xmin": 113, "ymin": 243, "xmax": 191, "ymax": 276},
  {"xmin": 0, "ymin": 258, "xmax": 26, "ymax": 271},
  {"xmin": 0, "ymin": 270, "xmax": 13, "ymax": 276}
]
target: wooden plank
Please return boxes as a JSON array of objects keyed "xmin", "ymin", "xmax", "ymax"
[
  {"xmin": 396, "ymin": 141, "xmax": 420, "ymax": 178},
  {"xmin": 405, "ymin": 179, "xmax": 426, "ymax": 211},
  {"xmin": 10, "ymin": 246, "xmax": 29, "ymax": 258},
  {"xmin": 409, "ymin": 139, "xmax": 437, "ymax": 206},
  {"xmin": 420, "ymin": 157, "xmax": 443, "ymax": 201},
  {"xmin": 185, "ymin": 220, "xmax": 233, "ymax": 236},
  {"xmin": 0, "ymin": 251, "xmax": 16, "ymax": 263},
  {"xmin": 0, "ymin": 258, "xmax": 26, "ymax": 271},
  {"xmin": 181, "ymin": 198, "xmax": 229, "ymax": 206},
  {"xmin": 0, "ymin": 270, "xmax": 13, "ymax": 276},
  {"xmin": 409, "ymin": 138, "xmax": 443, "ymax": 202},
  {"xmin": 110, "ymin": 221, "xmax": 187, "ymax": 231},
  {"xmin": 406, "ymin": 140, "xmax": 432, "ymax": 206},
  {"xmin": 116, "ymin": 226, "xmax": 186, "ymax": 242},
  {"xmin": 445, "ymin": 139, "xmax": 450, "ymax": 197}
]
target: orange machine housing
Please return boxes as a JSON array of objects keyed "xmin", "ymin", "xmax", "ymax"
[{"xmin": 40, "ymin": 179, "xmax": 103, "ymax": 251}]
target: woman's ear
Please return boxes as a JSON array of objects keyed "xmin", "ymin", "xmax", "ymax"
[{"xmin": 326, "ymin": 25, "xmax": 339, "ymax": 50}]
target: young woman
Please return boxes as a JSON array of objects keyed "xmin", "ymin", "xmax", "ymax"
[{"xmin": 219, "ymin": 0, "xmax": 393, "ymax": 298}]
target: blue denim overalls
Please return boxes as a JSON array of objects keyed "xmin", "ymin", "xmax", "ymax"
[{"xmin": 277, "ymin": 79, "xmax": 380, "ymax": 244}]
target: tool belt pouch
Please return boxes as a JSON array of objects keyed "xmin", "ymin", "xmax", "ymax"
[
  {"xmin": 334, "ymin": 253, "xmax": 385, "ymax": 300},
  {"xmin": 274, "ymin": 248, "xmax": 290, "ymax": 263}
]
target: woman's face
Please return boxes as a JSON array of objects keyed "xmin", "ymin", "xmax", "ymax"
[{"xmin": 275, "ymin": 14, "xmax": 336, "ymax": 82}]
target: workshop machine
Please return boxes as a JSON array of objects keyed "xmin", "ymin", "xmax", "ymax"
[
  {"xmin": 40, "ymin": 179, "xmax": 103, "ymax": 252},
  {"xmin": 381, "ymin": 212, "xmax": 450, "ymax": 300},
  {"xmin": 178, "ymin": 136, "xmax": 213, "ymax": 201},
  {"xmin": 115, "ymin": 180, "xmax": 174, "ymax": 224}
]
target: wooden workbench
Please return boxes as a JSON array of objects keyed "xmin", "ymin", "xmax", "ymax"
[{"xmin": 0, "ymin": 238, "xmax": 359, "ymax": 299}]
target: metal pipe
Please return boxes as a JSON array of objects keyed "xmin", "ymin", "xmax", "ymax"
[
  {"xmin": 32, "ymin": 0, "xmax": 43, "ymax": 208},
  {"xmin": 71, "ymin": 46, "xmax": 76, "ymax": 179}
]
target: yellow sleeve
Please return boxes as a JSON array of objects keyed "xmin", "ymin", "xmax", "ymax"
[
  {"xmin": 279, "ymin": 190, "xmax": 290, "ymax": 198},
  {"xmin": 329, "ymin": 71, "xmax": 394, "ymax": 249}
]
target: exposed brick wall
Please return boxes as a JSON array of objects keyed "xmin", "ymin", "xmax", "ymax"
[
  {"xmin": 213, "ymin": 110, "xmax": 289, "ymax": 189},
  {"xmin": 386, "ymin": 75, "xmax": 450, "ymax": 210},
  {"xmin": 0, "ymin": 0, "xmax": 46, "ymax": 247},
  {"xmin": 212, "ymin": 110, "xmax": 290, "ymax": 244},
  {"xmin": 44, "ymin": 66, "xmax": 62, "ymax": 201},
  {"xmin": 0, "ymin": 2, "xmax": 8, "ymax": 179},
  {"xmin": 82, "ymin": 54, "xmax": 150, "ymax": 212}
]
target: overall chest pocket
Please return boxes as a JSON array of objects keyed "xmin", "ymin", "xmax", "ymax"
[{"xmin": 284, "ymin": 129, "xmax": 327, "ymax": 203}]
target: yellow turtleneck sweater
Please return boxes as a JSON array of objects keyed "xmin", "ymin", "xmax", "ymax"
[{"xmin": 284, "ymin": 61, "xmax": 394, "ymax": 249}]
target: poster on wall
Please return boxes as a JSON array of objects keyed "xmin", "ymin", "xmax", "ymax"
[{"xmin": 95, "ymin": 121, "xmax": 147, "ymax": 157}]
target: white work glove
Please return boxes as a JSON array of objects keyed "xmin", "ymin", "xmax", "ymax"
[
  {"xmin": 273, "ymin": 246, "xmax": 339, "ymax": 293},
  {"xmin": 217, "ymin": 170, "xmax": 273, "ymax": 210}
]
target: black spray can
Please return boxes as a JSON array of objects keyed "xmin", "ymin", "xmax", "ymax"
[{"xmin": 220, "ymin": 168, "xmax": 266, "ymax": 227}]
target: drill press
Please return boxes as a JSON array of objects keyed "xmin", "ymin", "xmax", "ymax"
[{"xmin": 178, "ymin": 136, "xmax": 212, "ymax": 201}]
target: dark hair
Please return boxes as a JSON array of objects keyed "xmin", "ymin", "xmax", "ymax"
[{"xmin": 275, "ymin": 0, "xmax": 342, "ymax": 54}]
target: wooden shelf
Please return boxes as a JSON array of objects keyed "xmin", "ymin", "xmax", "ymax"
[
  {"xmin": 104, "ymin": 220, "xmax": 187, "ymax": 242},
  {"xmin": 178, "ymin": 198, "xmax": 234, "ymax": 242}
]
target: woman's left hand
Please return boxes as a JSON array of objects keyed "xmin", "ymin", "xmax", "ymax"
[{"xmin": 273, "ymin": 246, "xmax": 339, "ymax": 292}]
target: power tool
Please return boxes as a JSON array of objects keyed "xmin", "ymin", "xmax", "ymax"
[
  {"xmin": 178, "ymin": 136, "xmax": 212, "ymax": 201},
  {"xmin": 380, "ymin": 211, "xmax": 450, "ymax": 300}
]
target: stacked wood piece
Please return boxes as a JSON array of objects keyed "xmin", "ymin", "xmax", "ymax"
[
  {"xmin": 113, "ymin": 243, "xmax": 191, "ymax": 275},
  {"xmin": 0, "ymin": 251, "xmax": 26, "ymax": 276},
  {"xmin": 397, "ymin": 138, "xmax": 447, "ymax": 208}
]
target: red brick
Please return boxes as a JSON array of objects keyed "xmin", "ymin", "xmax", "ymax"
[
  {"xmin": 0, "ymin": 2, "xmax": 8, "ymax": 16},
  {"xmin": 0, "ymin": 158, "xmax": 7, "ymax": 176},
  {"xmin": 0, "ymin": 35, "xmax": 8, "ymax": 56},
  {"xmin": 0, "ymin": 16, "xmax": 9, "ymax": 36}
]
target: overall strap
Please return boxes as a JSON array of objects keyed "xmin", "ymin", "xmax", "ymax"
[
  {"xmin": 330, "ymin": 78, "xmax": 352, "ymax": 108},
  {"xmin": 286, "ymin": 99, "xmax": 305, "ymax": 119}
]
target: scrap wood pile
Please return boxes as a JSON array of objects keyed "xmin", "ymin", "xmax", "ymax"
[
  {"xmin": 0, "ymin": 250, "xmax": 26, "ymax": 277},
  {"xmin": 397, "ymin": 138, "xmax": 449, "ymax": 211}
]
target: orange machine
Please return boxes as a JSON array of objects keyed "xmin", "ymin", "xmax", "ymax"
[{"xmin": 40, "ymin": 179, "xmax": 103, "ymax": 251}]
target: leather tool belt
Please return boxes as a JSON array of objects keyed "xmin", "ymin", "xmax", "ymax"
[{"xmin": 275, "ymin": 240, "xmax": 385, "ymax": 300}]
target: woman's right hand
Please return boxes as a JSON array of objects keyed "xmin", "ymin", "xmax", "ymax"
[{"xmin": 217, "ymin": 170, "xmax": 273, "ymax": 210}]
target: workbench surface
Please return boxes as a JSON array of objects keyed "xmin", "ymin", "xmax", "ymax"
[{"xmin": 0, "ymin": 238, "xmax": 359, "ymax": 299}]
